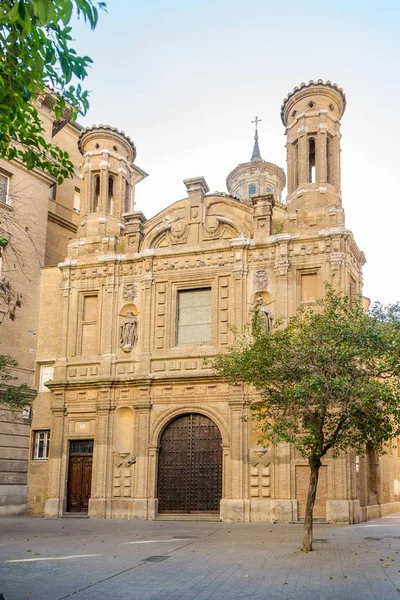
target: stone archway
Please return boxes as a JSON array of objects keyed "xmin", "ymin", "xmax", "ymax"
[{"xmin": 157, "ymin": 413, "xmax": 222, "ymax": 513}]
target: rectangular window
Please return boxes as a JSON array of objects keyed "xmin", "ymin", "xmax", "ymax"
[
  {"xmin": 81, "ymin": 294, "xmax": 98, "ymax": 355},
  {"xmin": 301, "ymin": 273, "xmax": 318, "ymax": 303},
  {"xmin": 177, "ymin": 288, "xmax": 211, "ymax": 344},
  {"xmin": 49, "ymin": 183, "xmax": 57, "ymax": 200},
  {"xmin": 32, "ymin": 430, "xmax": 50, "ymax": 460},
  {"xmin": 73, "ymin": 188, "xmax": 80, "ymax": 213},
  {"xmin": 0, "ymin": 173, "xmax": 10, "ymax": 204},
  {"xmin": 39, "ymin": 364, "xmax": 54, "ymax": 392}
]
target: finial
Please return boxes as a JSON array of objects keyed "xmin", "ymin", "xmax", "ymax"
[{"xmin": 251, "ymin": 116, "xmax": 262, "ymax": 162}]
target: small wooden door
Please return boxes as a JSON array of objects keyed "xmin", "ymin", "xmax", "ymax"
[
  {"xmin": 295, "ymin": 465, "xmax": 328, "ymax": 518},
  {"xmin": 67, "ymin": 440, "xmax": 93, "ymax": 513},
  {"xmin": 157, "ymin": 414, "xmax": 222, "ymax": 513}
]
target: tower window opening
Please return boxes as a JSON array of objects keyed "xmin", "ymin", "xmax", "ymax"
[
  {"xmin": 93, "ymin": 174, "xmax": 100, "ymax": 212},
  {"xmin": 248, "ymin": 184, "xmax": 256, "ymax": 196},
  {"xmin": 108, "ymin": 176, "xmax": 114, "ymax": 214},
  {"xmin": 266, "ymin": 186, "xmax": 272, "ymax": 193},
  {"xmin": 308, "ymin": 138, "xmax": 316, "ymax": 183},
  {"xmin": 308, "ymin": 100, "xmax": 315, "ymax": 109}
]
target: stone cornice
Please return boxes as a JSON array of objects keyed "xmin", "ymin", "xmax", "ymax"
[
  {"xmin": 281, "ymin": 80, "xmax": 346, "ymax": 125},
  {"xmin": 48, "ymin": 210, "xmax": 78, "ymax": 234}
]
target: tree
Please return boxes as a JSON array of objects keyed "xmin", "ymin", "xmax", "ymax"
[
  {"xmin": 0, "ymin": 0, "xmax": 105, "ymax": 182},
  {"xmin": 0, "ymin": 353, "xmax": 31, "ymax": 410},
  {"xmin": 213, "ymin": 286, "xmax": 400, "ymax": 552}
]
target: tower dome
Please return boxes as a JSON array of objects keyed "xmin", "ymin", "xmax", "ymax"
[{"xmin": 226, "ymin": 118, "xmax": 286, "ymax": 202}]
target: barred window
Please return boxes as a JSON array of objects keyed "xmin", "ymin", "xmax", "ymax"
[
  {"xmin": 0, "ymin": 173, "xmax": 10, "ymax": 204},
  {"xmin": 32, "ymin": 430, "xmax": 50, "ymax": 460},
  {"xmin": 177, "ymin": 288, "xmax": 211, "ymax": 345}
]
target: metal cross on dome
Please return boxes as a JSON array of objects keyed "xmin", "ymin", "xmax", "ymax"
[{"xmin": 251, "ymin": 116, "xmax": 262, "ymax": 134}]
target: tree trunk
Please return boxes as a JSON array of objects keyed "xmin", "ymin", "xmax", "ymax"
[{"xmin": 302, "ymin": 455, "xmax": 321, "ymax": 552}]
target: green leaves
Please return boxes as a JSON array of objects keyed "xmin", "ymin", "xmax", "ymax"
[
  {"xmin": 0, "ymin": 0, "xmax": 106, "ymax": 181},
  {"xmin": 213, "ymin": 285, "xmax": 400, "ymax": 461},
  {"xmin": 0, "ymin": 353, "xmax": 32, "ymax": 410}
]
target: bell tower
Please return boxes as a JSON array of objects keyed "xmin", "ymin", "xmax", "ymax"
[
  {"xmin": 77, "ymin": 125, "xmax": 147, "ymax": 239},
  {"xmin": 281, "ymin": 80, "xmax": 346, "ymax": 227}
]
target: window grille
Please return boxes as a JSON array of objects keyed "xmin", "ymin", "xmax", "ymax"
[
  {"xmin": 0, "ymin": 174, "xmax": 10, "ymax": 204},
  {"xmin": 248, "ymin": 184, "xmax": 256, "ymax": 196},
  {"xmin": 70, "ymin": 440, "xmax": 94, "ymax": 455},
  {"xmin": 33, "ymin": 430, "xmax": 50, "ymax": 460}
]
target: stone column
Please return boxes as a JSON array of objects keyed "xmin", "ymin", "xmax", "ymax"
[
  {"xmin": 44, "ymin": 391, "xmax": 66, "ymax": 517},
  {"xmin": 132, "ymin": 399, "xmax": 152, "ymax": 519},
  {"xmin": 220, "ymin": 397, "xmax": 249, "ymax": 522},
  {"xmin": 317, "ymin": 127, "xmax": 327, "ymax": 184},
  {"xmin": 297, "ymin": 125, "xmax": 308, "ymax": 186},
  {"xmin": 101, "ymin": 265, "xmax": 118, "ymax": 378},
  {"xmin": 89, "ymin": 388, "xmax": 113, "ymax": 518},
  {"xmin": 99, "ymin": 150, "xmax": 110, "ymax": 214}
]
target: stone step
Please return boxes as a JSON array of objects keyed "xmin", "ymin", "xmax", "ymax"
[
  {"xmin": 155, "ymin": 513, "xmax": 221, "ymax": 522},
  {"xmin": 298, "ymin": 516, "xmax": 328, "ymax": 524},
  {"xmin": 61, "ymin": 513, "xmax": 89, "ymax": 518}
]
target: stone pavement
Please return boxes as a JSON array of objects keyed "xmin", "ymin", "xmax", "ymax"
[{"xmin": 1, "ymin": 515, "xmax": 400, "ymax": 600}]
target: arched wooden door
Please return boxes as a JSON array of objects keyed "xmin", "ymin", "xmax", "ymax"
[{"xmin": 157, "ymin": 413, "xmax": 222, "ymax": 513}]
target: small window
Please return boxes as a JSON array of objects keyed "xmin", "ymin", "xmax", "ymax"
[
  {"xmin": 0, "ymin": 173, "xmax": 10, "ymax": 204},
  {"xmin": 108, "ymin": 176, "xmax": 114, "ymax": 214},
  {"xmin": 73, "ymin": 188, "xmax": 80, "ymax": 213},
  {"xmin": 308, "ymin": 138, "xmax": 316, "ymax": 183},
  {"xmin": 49, "ymin": 183, "xmax": 57, "ymax": 200},
  {"xmin": 308, "ymin": 100, "xmax": 315, "ymax": 109},
  {"xmin": 248, "ymin": 184, "xmax": 256, "ymax": 196},
  {"xmin": 266, "ymin": 186, "xmax": 272, "ymax": 193},
  {"xmin": 39, "ymin": 364, "xmax": 54, "ymax": 392},
  {"xmin": 32, "ymin": 430, "xmax": 50, "ymax": 460},
  {"xmin": 93, "ymin": 174, "xmax": 100, "ymax": 212},
  {"xmin": 236, "ymin": 193, "xmax": 241, "ymax": 200},
  {"xmin": 177, "ymin": 288, "xmax": 211, "ymax": 344}
]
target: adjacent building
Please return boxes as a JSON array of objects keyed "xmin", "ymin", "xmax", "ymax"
[{"xmin": 0, "ymin": 93, "xmax": 82, "ymax": 515}]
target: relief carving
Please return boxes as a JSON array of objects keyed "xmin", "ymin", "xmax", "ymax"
[
  {"xmin": 123, "ymin": 282, "xmax": 137, "ymax": 302},
  {"xmin": 253, "ymin": 269, "xmax": 269, "ymax": 291}
]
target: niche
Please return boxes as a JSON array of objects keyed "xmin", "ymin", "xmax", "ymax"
[{"xmin": 114, "ymin": 407, "xmax": 134, "ymax": 454}]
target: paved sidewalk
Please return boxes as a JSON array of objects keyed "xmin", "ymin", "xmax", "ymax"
[{"xmin": 1, "ymin": 515, "xmax": 400, "ymax": 599}]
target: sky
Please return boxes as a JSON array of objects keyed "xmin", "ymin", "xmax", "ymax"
[{"xmin": 71, "ymin": 0, "xmax": 399, "ymax": 305}]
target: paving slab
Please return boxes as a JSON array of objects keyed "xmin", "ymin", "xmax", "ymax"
[{"xmin": 1, "ymin": 515, "xmax": 400, "ymax": 599}]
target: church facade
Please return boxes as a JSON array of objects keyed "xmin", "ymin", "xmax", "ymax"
[{"xmin": 27, "ymin": 81, "xmax": 400, "ymax": 523}]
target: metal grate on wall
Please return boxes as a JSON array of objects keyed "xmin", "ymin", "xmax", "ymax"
[{"xmin": 69, "ymin": 440, "xmax": 94, "ymax": 455}]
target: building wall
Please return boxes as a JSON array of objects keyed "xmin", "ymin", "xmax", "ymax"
[{"xmin": 0, "ymin": 98, "xmax": 80, "ymax": 515}]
